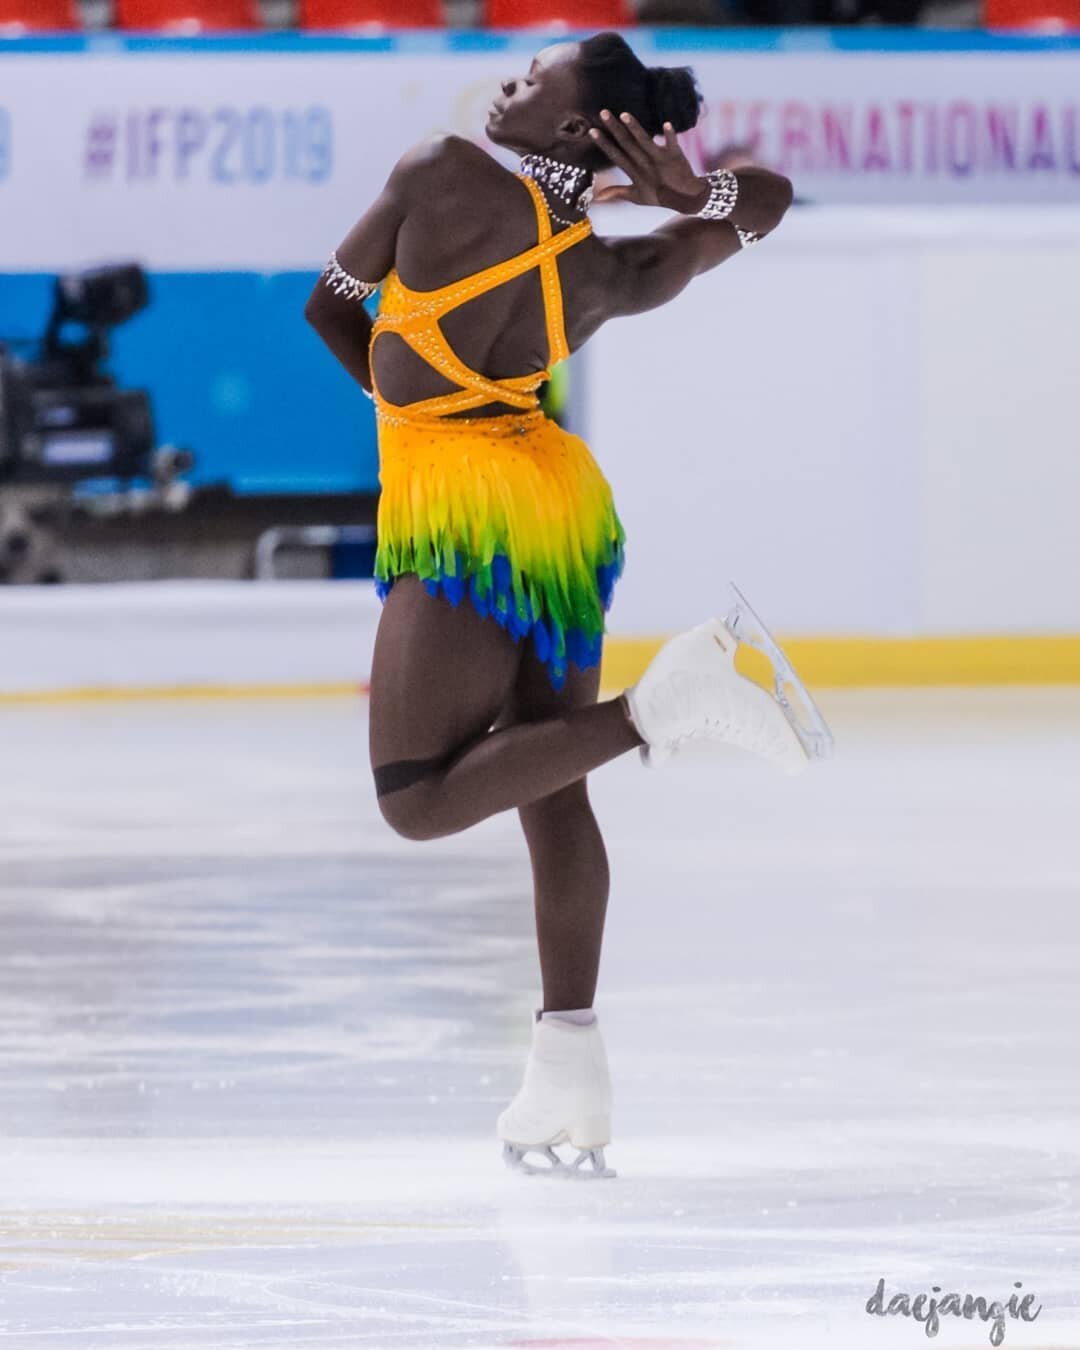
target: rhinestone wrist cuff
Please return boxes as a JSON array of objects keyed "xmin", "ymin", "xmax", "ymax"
[
  {"xmin": 322, "ymin": 251, "xmax": 378, "ymax": 302},
  {"xmin": 696, "ymin": 169, "xmax": 739, "ymax": 222},
  {"xmin": 736, "ymin": 227, "xmax": 761, "ymax": 248}
]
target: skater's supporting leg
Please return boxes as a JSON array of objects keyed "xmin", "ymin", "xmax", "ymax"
[
  {"xmin": 369, "ymin": 576, "xmax": 641, "ymax": 841},
  {"xmin": 503, "ymin": 652, "xmax": 608, "ymax": 1012},
  {"xmin": 521, "ymin": 782, "xmax": 608, "ymax": 1012}
]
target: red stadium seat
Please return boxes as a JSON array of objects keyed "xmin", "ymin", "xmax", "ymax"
[
  {"xmin": 485, "ymin": 0, "xmax": 634, "ymax": 25},
  {"xmin": 116, "ymin": 0, "xmax": 259, "ymax": 29},
  {"xmin": 300, "ymin": 0, "xmax": 442, "ymax": 26},
  {"xmin": 0, "ymin": 0, "xmax": 76, "ymax": 30},
  {"xmin": 985, "ymin": 0, "xmax": 1080, "ymax": 25}
]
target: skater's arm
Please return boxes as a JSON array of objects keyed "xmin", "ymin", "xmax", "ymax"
[
  {"xmin": 304, "ymin": 138, "xmax": 441, "ymax": 393},
  {"xmin": 589, "ymin": 112, "xmax": 793, "ymax": 318}
]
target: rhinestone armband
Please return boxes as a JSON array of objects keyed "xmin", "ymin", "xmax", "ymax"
[
  {"xmin": 696, "ymin": 169, "xmax": 739, "ymax": 222},
  {"xmin": 322, "ymin": 251, "xmax": 378, "ymax": 302}
]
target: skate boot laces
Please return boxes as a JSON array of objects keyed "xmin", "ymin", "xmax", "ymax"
[{"xmin": 670, "ymin": 657, "xmax": 794, "ymax": 759}]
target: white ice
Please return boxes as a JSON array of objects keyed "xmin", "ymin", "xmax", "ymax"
[{"xmin": 2, "ymin": 689, "xmax": 1079, "ymax": 1349}]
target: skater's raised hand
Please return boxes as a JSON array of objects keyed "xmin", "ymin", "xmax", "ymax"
[{"xmin": 588, "ymin": 110, "xmax": 708, "ymax": 215}]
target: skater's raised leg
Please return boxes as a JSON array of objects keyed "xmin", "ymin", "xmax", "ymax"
[
  {"xmin": 369, "ymin": 577, "xmax": 641, "ymax": 842},
  {"xmin": 371, "ymin": 579, "xmax": 820, "ymax": 846}
]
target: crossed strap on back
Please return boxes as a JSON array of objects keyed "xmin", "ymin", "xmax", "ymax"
[{"xmin": 371, "ymin": 174, "xmax": 592, "ymax": 420}]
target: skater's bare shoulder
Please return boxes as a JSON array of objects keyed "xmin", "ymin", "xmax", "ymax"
[
  {"xmin": 306, "ymin": 136, "xmax": 487, "ymax": 307},
  {"xmin": 378, "ymin": 135, "xmax": 481, "ymax": 202},
  {"xmin": 384, "ymin": 134, "xmax": 506, "ymax": 206},
  {"xmin": 337, "ymin": 136, "xmax": 490, "ymax": 229}
]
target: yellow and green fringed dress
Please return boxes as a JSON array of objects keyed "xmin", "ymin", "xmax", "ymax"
[{"xmin": 369, "ymin": 172, "xmax": 624, "ymax": 691}]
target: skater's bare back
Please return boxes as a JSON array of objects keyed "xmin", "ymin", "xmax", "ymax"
[{"xmin": 307, "ymin": 132, "xmax": 792, "ymax": 418}]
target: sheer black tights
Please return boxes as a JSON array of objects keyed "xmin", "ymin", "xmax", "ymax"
[{"xmin": 369, "ymin": 575, "xmax": 641, "ymax": 1009}]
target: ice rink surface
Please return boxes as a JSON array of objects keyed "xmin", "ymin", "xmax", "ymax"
[{"xmin": 2, "ymin": 688, "xmax": 1079, "ymax": 1349}]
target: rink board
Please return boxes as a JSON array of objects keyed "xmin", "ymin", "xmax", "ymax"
[{"xmin": 2, "ymin": 581, "xmax": 1080, "ymax": 700}]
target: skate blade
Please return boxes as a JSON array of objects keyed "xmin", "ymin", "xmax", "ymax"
[
  {"xmin": 502, "ymin": 1142, "xmax": 616, "ymax": 1179},
  {"xmin": 724, "ymin": 581, "xmax": 835, "ymax": 763}
]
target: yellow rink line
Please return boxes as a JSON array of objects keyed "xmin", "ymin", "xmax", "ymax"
[
  {"xmin": 601, "ymin": 635, "xmax": 1080, "ymax": 691},
  {"xmin": 2, "ymin": 637, "xmax": 1080, "ymax": 706},
  {"xmin": 0, "ymin": 682, "xmax": 368, "ymax": 706}
]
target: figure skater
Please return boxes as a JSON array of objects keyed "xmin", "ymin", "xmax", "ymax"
[{"xmin": 306, "ymin": 32, "xmax": 831, "ymax": 1178}]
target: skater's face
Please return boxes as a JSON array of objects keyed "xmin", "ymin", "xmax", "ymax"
[{"xmin": 485, "ymin": 42, "xmax": 593, "ymax": 161}]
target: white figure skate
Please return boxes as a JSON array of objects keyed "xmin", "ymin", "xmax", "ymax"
[
  {"xmin": 624, "ymin": 581, "xmax": 834, "ymax": 773},
  {"xmin": 497, "ymin": 1016, "xmax": 616, "ymax": 1179}
]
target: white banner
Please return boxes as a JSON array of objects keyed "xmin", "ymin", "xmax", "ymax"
[{"xmin": 0, "ymin": 36, "xmax": 1078, "ymax": 271}]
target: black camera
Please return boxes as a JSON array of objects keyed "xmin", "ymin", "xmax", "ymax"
[{"xmin": 0, "ymin": 264, "xmax": 156, "ymax": 484}]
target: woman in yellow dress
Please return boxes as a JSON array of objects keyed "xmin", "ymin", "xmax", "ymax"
[{"xmin": 306, "ymin": 32, "xmax": 804, "ymax": 1176}]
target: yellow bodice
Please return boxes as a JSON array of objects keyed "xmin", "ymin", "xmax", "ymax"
[{"xmin": 369, "ymin": 174, "xmax": 592, "ymax": 427}]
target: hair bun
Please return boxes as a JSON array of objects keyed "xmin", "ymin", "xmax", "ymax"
[{"xmin": 646, "ymin": 64, "xmax": 703, "ymax": 135}]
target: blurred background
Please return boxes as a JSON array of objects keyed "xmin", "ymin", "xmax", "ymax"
[{"xmin": 0, "ymin": 3, "xmax": 1077, "ymax": 692}]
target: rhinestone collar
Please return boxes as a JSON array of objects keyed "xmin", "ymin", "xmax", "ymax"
[{"xmin": 518, "ymin": 153, "xmax": 594, "ymax": 217}]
